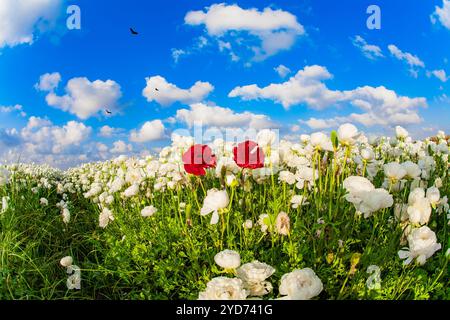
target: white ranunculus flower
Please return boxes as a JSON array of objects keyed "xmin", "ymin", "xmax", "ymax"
[
  {"xmin": 279, "ymin": 268, "xmax": 323, "ymax": 300},
  {"xmin": 122, "ymin": 184, "xmax": 140, "ymax": 198},
  {"xmin": 426, "ymin": 187, "xmax": 440, "ymax": 206},
  {"xmin": 384, "ymin": 162, "xmax": 407, "ymax": 181},
  {"xmin": 66, "ymin": 265, "xmax": 81, "ymax": 290},
  {"xmin": 343, "ymin": 176, "xmax": 375, "ymax": 203},
  {"xmin": 408, "ymin": 188, "xmax": 425, "ymax": 205},
  {"xmin": 395, "ymin": 126, "xmax": 409, "ymax": 139},
  {"xmin": 214, "ymin": 249, "xmax": 241, "ymax": 269},
  {"xmin": 200, "ymin": 189, "xmax": 229, "ymax": 225},
  {"xmin": 60, "ymin": 256, "xmax": 73, "ymax": 267},
  {"xmin": 40, "ymin": 198, "xmax": 49, "ymax": 206},
  {"xmin": 407, "ymin": 196, "xmax": 431, "ymax": 225},
  {"xmin": 99, "ymin": 207, "xmax": 114, "ymax": 228},
  {"xmin": 337, "ymin": 123, "xmax": 359, "ymax": 146},
  {"xmin": 398, "ymin": 226, "xmax": 441, "ymax": 265},
  {"xmin": 361, "ymin": 148, "xmax": 375, "ymax": 161},
  {"xmin": 357, "ymin": 189, "xmax": 394, "ymax": 218},
  {"xmin": 279, "ymin": 171, "xmax": 296, "ymax": 185},
  {"xmin": 256, "ymin": 129, "xmax": 277, "ymax": 149},
  {"xmin": 236, "ymin": 261, "xmax": 275, "ymax": 285},
  {"xmin": 291, "ymin": 195, "xmax": 307, "ymax": 209},
  {"xmin": 237, "ymin": 261, "xmax": 275, "ymax": 297},
  {"xmin": 401, "ymin": 161, "xmax": 421, "ymax": 179},
  {"xmin": 310, "ymin": 132, "xmax": 333, "ymax": 151},
  {"xmin": 141, "ymin": 205, "xmax": 157, "ymax": 217},
  {"xmin": 198, "ymin": 277, "xmax": 248, "ymax": 300},
  {"xmin": 62, "ymin": 207, "xmax": 70, "ymax": 224}
]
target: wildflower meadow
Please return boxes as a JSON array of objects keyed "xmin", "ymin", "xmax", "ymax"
[{"xmin": 0, "ymin": 125, "xmax": 448, "ymax": 300}]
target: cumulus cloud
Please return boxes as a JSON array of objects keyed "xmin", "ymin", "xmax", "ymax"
[
  {"xmin": 184, "ymin": 3, "xmax": 305, "ymax": 61},
  {"xmin": 431, "ymin": 0, "xmax": 450, "ymax": 29},
  {"xmin": 20, "ymin": 116, "xmax": 92, "ymax": 154},
  {"xmin": 0, "ymin": 0, "xmax": 61, "ymax": 49},
  {"xmin": 274, "ymin": 64, "xmax": 291, "ymax": 78},
  {"xmin": 388, "ymin": 44, "xmax": 425, "ymax": 77},
  {"xmin": 175, "ymin": 103, "xmax": 276, "ymax": 129},
  {"xmin": 37, "ymin": 74, "xmax": 123, "ymax": 119},
  {"xmin": 110, "ymin": 140, "xmax": 133, "ymax": 154},
  {"xmin": 300, "ymin": 117, "xmax": 342, "ymax": 130},
  {"xmin": 35, "ymin": 72, "xmax": 61, "ymax": 91},
  {"xmin": 129, "ymin": 120, "xmax": 165, "ymax": 142},
  {"xmin": 142, "ymin": 75, "xmax": 214, "ymax": 106},
  {"xmin": 351, "ymin": 35, "xmax": 384, "ymax": 60},
  {"xmin": 229, "ymin": 65, "xmax": 345, "ymax": 109},
  {"xmin": 230, "ymin": 65, "xmax": 427, "ymax": 127},
  {"xmin": 98, "ymin": 125, "xmax": 123, "ymax": 138}
]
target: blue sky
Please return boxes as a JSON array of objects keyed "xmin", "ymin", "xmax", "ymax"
[{"xmin": 0, "ymin": 0, "xmax": 449, "ymax": 167}]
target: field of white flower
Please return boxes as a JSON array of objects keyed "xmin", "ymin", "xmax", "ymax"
[{"xmin": 0, "ymin": 124, "xmax": 448, "ymax": 300}]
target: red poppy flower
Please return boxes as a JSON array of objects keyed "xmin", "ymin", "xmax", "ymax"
[
  {"xmin": 233, "ymin": 140, "xmax": 265, "ymax": 169},
  {"xmin": 182, "ymin": 144, "xmax": 217, "ymax": 176}
]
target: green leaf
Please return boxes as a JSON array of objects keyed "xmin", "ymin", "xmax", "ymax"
[{"xmin": 331, "ymin": 130, "xmax": 339, "ymax": 149}]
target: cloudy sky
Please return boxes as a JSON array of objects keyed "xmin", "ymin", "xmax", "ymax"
[{"xmin": 0, "ymin": 0, "xmax": 449, "ymax": 168}]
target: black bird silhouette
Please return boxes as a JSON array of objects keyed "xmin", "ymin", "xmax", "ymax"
[
  {"xmin": 105, "ymin": 109, "xmax": 112, "ymax": 115},
  {"xmin": 155, "ymin": 88, "xmax": 159, "ymax": 91},
  {"xmin": 130, "ymin": 28, "xmax": 138, "ymax": 35}
]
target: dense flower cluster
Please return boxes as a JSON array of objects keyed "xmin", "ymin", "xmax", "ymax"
[{"xmin": 1, "ymin": 124, "xmax": 448, "ymax": 299}]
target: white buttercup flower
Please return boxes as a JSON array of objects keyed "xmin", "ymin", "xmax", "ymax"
[
  {"xmin": 198, "ymin": 277, "xmax": 248, "ymax": 300},
  {"xmin": 141, "ymin": 205, "xmax": 157, "ymax": 217},
  {"xmin": 214, "ymin": 249, "xmax": 241, "ymax": 269},
  {"xmin": 310, "ymin": 132, "xmax": 333, "ymax": 151},
  {"xmin": 401, "ymin": 161, "xmax": 421, "ymax": 179},
  {"xmin": 398, "ymin": 226, "xmax": 441, "ymax": 265},
  {"xmin": 395, "ymin": 126, "xmax": 409, "ymax": 139},
  {"xmin": 426, "ymin": 187, "xmax": 440, "ymax": 206},
  {"xmin": 40, "ymin": 198, "xmax": 49, "ymax": 206},
  {"xmin": 337, "ymin": 123, "xmax": 359, "ymax": 146},
  {"xmin": 291, "ymin": 195, "xmax": 308, "ymax": 209},
  {"xmin": 384, "ymin": 162, "xmax": 407, "ymax": 181},
  {"xmin": 237, "ymin": 261, "xmax": 275, "ymax": 296},
  {"xmin": 279, "ymin": 268, "xmax": 323, "ymax": 300},
  {"xmin": 60, "ymin": 256, "xmax": 73, "ymax": 267},
  {"xmin": 200, "ymin": 189, "xmax": 229, "ymax": 225},
  {"xmin": 361, "ymin": 148, "xmax": 375, "ymax": 161},
  {"xmin": 99, "ymin": 207, "xmax": 114, "ymax": 228}
]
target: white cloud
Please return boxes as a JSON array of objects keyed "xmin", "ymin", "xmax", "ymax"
[
  {"xmin": 388, "ymin": 44, "xmax": 425, "ymax": 77},
  {"xmin": 99, "ymin": 125, "xmax": 123, "ymax": 137},
  {"xmin": 175, "ymin": 103, "xmax": 275, "ymax": 129},
  {"xmin": 229, "ymin": 65, "xmax": 345, "ymax": 110},
  {"xmin": 111, "ymin": 140, "xmax": 133, "ymax": 154},
  {"xmin": 301, "ymin": 117, "xmax": 341, "ymax": 130},
  {"xmin": 351, "ymin": 35, "xmax": 384, "ymax": 60},
  {"xmin": 428, "ymin": 69, "xmax": 448, "ymax": 82},
  {"xmin": 0, "ymin": 104, "xmax": 26, "ymax": 117},
  {"xmin": 230, "ymin": 65, "xmax": 427, "ymax": 127},
  {"xmin": 0, "ymin": 0, "xmax": 61, "ymax": 48},
  {"xmin": 130, "ymin": 120, "xmax": 165, "ymax": 143},
  {"xmin": 20, "ymin": 116, "xmax": 92, "ymax": 154},
  {"xmin": 431, "ymin": 0, "xmax": 450, "ymax": 29},
  {"xmin": 38, "ymin": 75, "xmax": 123, "ymax": 119},
  {"xmin": 172, "ymin": 49, "xmax": 187, "ymax": 63},
  {"xmin": 142, "ymin": 75, "xmax": 214, "ymax": 106},
  {"xmin": 274, "ymin": 64, "xmax": 291, "ymax": 78},
  {"xmin": 35, "ymin": 72, "xmax": 61, "ymax": 91},
  {"xmin": 184, "ymin": 3, "xmax": 305, "ymax": 61}
]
